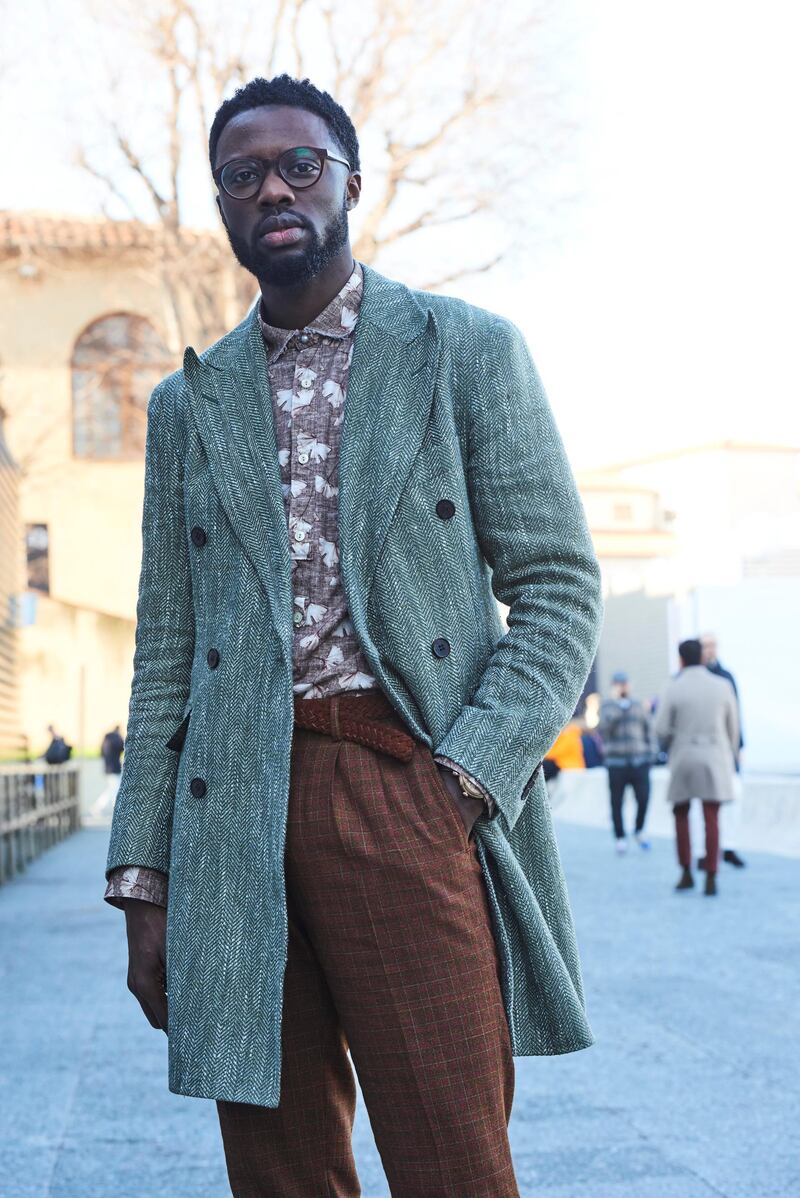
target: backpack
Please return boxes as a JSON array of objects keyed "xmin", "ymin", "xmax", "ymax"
[{"xmin": 44, "ymin": 736, "xmax": 72, "ymax": 764}]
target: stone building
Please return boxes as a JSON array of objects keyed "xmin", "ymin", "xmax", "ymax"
[
  {"xmin": 0, "ymin": 400, "xmax": 23, "ymax": 758},
  {"xmin": 0, "ymin": 212, "xmax": 251, "ymax": 755}
]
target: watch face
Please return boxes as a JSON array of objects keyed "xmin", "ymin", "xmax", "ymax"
[{"xmin": 459, "ymin": 776, "xmax": 483, "ymax": 799}]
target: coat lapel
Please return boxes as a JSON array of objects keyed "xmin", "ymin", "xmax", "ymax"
[
  {"xmin": 339, "ymin": 265, "xmax": 439, "ymax": 613},
  {"xmin": 182, "ymin": 264, "xmax": 439, "ymax": 650},
  {"xmin": 183, "ymin": 312, "xmax": 293, "ymax": 665}
]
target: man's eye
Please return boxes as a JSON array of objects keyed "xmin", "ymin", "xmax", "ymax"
[
  {"xmin": 231, "ymin": 168, "xmax": 258, "ymax": 185},
  {"xmin": 286, "ymin": 161, "xmax": 320, "ymax": 179}
]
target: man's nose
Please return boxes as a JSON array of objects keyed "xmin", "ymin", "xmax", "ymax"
[{"xmin": 256, "ymin": 166, "xmax": 295, "ymax": 207}]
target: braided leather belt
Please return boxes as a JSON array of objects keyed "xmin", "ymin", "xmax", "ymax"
[{"xmin": 293, "ymin": 690, "xmax": 416, "ymax": 762}]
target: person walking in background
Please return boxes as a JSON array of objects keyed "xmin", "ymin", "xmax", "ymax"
[
  {"xmin": 700, "ymin": 631, "xmax": 746, "ymax": 869},
  {"xmin": 656, "ymin": 639, "xmax": 740, "ymax": 896},
  {"xmin": 43, "ymin": 723, "xmax": 72, "ymax": 764},
  {"xmin": 87, "ymin": 724, "xmax": 125, "ymax": 824},
  {"xmin": 598, "ymin": 671, "xmax": 654, "ymax": 854},
  {"xmin": 102, "ymin": 724, "xmax": 125, "ymax": 775}
]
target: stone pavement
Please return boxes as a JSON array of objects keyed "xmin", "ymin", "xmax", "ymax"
[{"xmin": 1, "ymin": 823, "xmax": 797, "ymax": 1197}]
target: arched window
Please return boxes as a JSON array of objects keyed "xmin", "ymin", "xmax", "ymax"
[{"xmin": 72, "ymin": 314, "xmax": 173, "ymax": 460}]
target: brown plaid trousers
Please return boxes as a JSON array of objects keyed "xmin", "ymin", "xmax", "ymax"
[{"xmin": 216, "ymin": 688, "xmax": 519, "ymax": 1197}]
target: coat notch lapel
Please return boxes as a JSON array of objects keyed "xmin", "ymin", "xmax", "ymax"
[{"xmin": 183, "ymin": 314, "xmax": 292, "ymax": 664}]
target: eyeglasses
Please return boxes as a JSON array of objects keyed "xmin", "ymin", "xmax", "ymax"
[{"xmin": 213, "ymin": 146, "xmax": 352, "ymax": 200}]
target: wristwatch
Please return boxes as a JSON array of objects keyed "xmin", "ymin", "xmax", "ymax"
[{"xmin": 456, "ymin": 772, "xmax": 486, "ymax": 800}]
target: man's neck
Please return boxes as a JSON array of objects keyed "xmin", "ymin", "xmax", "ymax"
[{"xmin": 258, "ymin": 251, "xmax": 355, "ymax": 330}]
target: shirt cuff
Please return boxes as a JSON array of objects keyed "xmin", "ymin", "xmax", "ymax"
[
  {"xmin": 432, "ymin": 755, "xmax": 496, "ymax": 817},
  {"xmin": 104, "ymin": 865, "xmax": 169, "ymax": 909}
]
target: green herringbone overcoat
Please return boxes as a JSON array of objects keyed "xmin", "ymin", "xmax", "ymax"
[{"xmin": 106, "ymin": 264, "xmax": 603, "ymax": 1107}]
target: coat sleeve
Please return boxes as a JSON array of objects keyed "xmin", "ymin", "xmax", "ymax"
[
  {"xmin": 654, "ymin": 688, "xmax": 675, "ymax": 751},
  {"xmin": 724, "ymin": 685, "xmax": 740, "ymax": 761},
  {"xmin": 432, "ymin": 315, "xmax": 603, "ymax": 833},
  {"xmin": 105, "ymin": 376, "xmax": 195, "ymax": 881}
]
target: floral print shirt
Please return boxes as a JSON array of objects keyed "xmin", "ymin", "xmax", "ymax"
[{"xmin": 105, "ymin": 262, "xmax": 492, "ymax": 910}]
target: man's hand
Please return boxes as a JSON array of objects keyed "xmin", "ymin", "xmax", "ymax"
[
  {"xmin": 436, "ymin": 764, "xmax": 485, "ymax": 840},
  {"xmin": 123, "ymin": 898, "xmax": 168, "ymax": 1033}
]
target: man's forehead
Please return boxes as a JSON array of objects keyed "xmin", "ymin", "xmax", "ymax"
[{"xmin": 215, "ymin": 105, "xmax": 331, "ymax": 163}]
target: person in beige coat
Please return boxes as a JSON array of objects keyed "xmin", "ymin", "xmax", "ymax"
[{"xmin": 655, "ymin": 639, "xmax": 740, "ymax": 896}]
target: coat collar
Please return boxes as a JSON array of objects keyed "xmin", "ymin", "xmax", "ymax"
[{"xmin": 183, "ymin": 265, "xmax": 439, "ymax": 664}]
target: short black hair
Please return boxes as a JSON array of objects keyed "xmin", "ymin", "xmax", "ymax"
[
  {"xmin": 209, "ymin": 74, "xmax": 360, "ymax": 172},
  {"xmin": 679, "ymin": 638, "xmax": 702, "ymax": 667}
]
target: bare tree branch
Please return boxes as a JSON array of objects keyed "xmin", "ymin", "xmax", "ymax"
[
  {"xmin": 62, "ymin": 0, "xmax": 569, "ymax": 342},
  {"xmin": 378, "ymin": 199, "xmax": 492, "ymax": 247},
  {"xmin": 111, "ymin": 123, "xmax": 171, "ymax": 218},
  {"xmin": 74, "ymin": 149, "xmax": 140, "ymax": 220},
  {"xmin": 421, "ymin": 250, "xmax": 505, "ymax": 293},
  {"xmin": 289, "ymin": 0, "xmax": 307, "ymax": 78}
]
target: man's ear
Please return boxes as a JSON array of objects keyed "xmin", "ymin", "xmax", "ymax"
[
  {"xmin": 346, "ymin": 171, "xmax": 362, "ymax": 211},
  {"xmin": 215, "ymin": 193, "xmax": 227, "ymax": 227}
]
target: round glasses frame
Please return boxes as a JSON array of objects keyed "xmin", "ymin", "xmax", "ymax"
[{"xmin": 213, "ymin": 146, "xmax": 352, "ymax": 200}]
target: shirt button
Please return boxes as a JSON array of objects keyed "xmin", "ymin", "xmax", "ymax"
[
  {"xmin": 300, "ymin": 333, "xmax": 310, "ymax": 344},
  {"xmin": 293, "ymin": 610, "xmax": 304, "ymax": 625},
  {"xmin": 300, "ymin": 379, "xmax": 313, "ymax": 389},
  {"xmin": 294, "ymin": 528, "xmax": 306, "ymax": 542},
  {"xmin": 298, "ymin": 452, "xmax": 309, "ymax": 463}
]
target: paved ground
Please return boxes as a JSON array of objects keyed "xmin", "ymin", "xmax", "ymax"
[{"xmin": 1, "ymin": 823, "xmax": 797, "ymax": 1197}]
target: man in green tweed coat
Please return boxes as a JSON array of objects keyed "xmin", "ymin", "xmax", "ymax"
[{"xmin": 105, "ymin": 73, "xmax": 603, "ymax": 1196}]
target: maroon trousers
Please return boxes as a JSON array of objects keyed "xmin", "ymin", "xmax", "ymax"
[
  {"xmin": 674, "ymin": 800, "xmax": 720, "ymax": 870},
  {"xmin": 216, "ymin": 689, "xmax": 519, "ymax": 1197}
]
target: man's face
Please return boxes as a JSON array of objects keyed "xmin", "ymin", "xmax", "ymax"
[
  {"xmin": 214, "ymin": 105, "xmax": 361, "ymax": 287},
  {"xmin": 700, "ymin": 636, "xmax": 717, "ymax": 664}
]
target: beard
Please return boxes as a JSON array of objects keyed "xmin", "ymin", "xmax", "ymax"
[{"xmin": 224, "ymin": 198, "xmax": 350, "ymax": 287}]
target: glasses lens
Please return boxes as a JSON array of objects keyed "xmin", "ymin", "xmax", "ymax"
[
  {"xmin": 279, "ymin": 147, "xmax": 323, "ymax": 188},
  {"xmin": 220, "ymin": 159, "xmax": 264, "ymax": 199}
]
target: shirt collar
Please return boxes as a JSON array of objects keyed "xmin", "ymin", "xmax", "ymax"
[{"xmin": 258, "ymin": 260, "xmax": 363, "ymax": 363}]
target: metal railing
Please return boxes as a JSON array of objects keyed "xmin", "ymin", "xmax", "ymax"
[{"xmin": 0, "ymin": 763, "xmax": 81, "ymax": 885}]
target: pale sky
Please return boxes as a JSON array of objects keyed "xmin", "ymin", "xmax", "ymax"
[
  {"xmin": 466, "ymin": 0, "xmax": 800, "ymax": 468},
  {"xmin": 4, "ymin": 0, "xmax": 799, "ymax": 469}
]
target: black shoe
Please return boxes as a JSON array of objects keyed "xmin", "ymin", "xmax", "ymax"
[
  {"xmin": 705, "ymin": 872, "xmax": 717, "ymax": 896},
  {"xmin": 675, "ymin": 868, "xmax": 694, "ymax": 891},
  {"xmin": 723, "ymin": 849, "xmax": 746, "ymax": 868},
  {"xmin": 697, "ymin": 856, "xmax": 708, "ymax": 871}
]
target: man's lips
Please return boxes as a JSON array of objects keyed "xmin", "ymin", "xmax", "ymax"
[
  {"xmin": 256, "ymin": 214, "xmax": 307, "ymax": 247},
  {"xmin": 259, "ymin": 226, "xmax": 306, "ymax": 247}
]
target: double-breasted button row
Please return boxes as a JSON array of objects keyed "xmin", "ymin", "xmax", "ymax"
[
  {"xmin": 432, "ymin": 638, "xmax": 451, "ymax": 658},
  {"xmin": 191, "ymin": 525, "xmax": 207, "ymax": 547},
  {"xmin": 436, "ymin": 498, "xmax": 456, "ymax": 520}
]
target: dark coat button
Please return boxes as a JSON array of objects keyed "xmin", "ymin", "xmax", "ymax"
[
  {"xmin": 436, "ymin": 499, "xmax": 456, "ymax": 520},
  {"xmin": 207, "ymin": 648, "xmax": 220, "ymax": 669},
  {"xmin": 432, "ymin": 638, "xmax": 451, "ymax": 658},
  {"xmin": 191, "ymin": 526, "xmax": 207, "ymax": 547},
  {"xmin": 190, "ymin": 777, "xmax": 206, "ymax": 799}
]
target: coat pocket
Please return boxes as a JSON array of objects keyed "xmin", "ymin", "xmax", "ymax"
[{"xmin": 165, "ymin": 709, "xmax": 191, "ymax": 753}]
